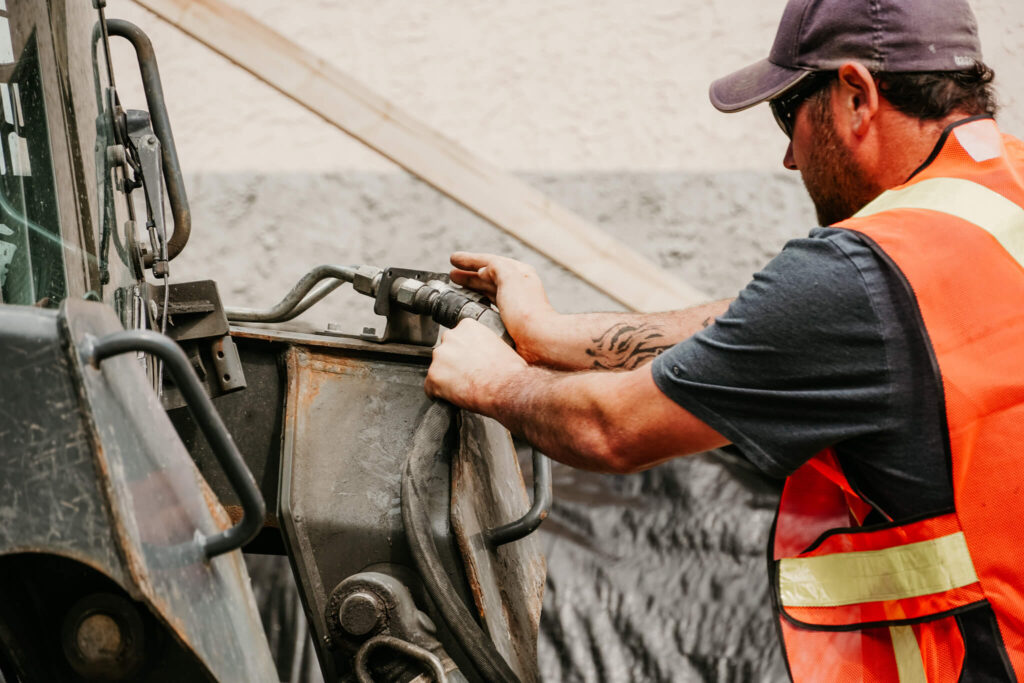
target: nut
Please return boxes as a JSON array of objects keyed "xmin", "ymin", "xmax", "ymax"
[
  {"xmin": 353, "ymin": 265, "xmax": 382, "ymax": 296},
  {"xmin": 395, "ymin": 278, "xmax": 422, "ymax": 308}
]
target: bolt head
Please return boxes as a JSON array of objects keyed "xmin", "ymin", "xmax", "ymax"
[
  {"xmin": 339, "ymin": 591, "xmax": 384, "ymax": 636},
  {"xmin": 75, "ymin": 613, "xmax": 124, "ymax": 663}
]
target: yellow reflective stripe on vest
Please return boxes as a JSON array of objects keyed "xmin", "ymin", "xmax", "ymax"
[
  {"xmin": 890, "ymin": 625, "xmax": 928, "ymax": 683},
  {"xmin": 779, "ymin": 532, "xmax": 978, "ymax": 608},
  {"xmin": 854, "ymin": 177, "xmax": 1024, "ymax": 268}
]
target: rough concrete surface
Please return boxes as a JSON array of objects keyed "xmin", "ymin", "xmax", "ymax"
[{"xmin": 101, "ymin": 0, "xmax": 1024, "ymax": 680}]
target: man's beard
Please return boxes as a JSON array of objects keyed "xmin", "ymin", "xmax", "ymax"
[{"xmin": 801, "ymin": 99, "xmax": 879, "ymax": 226}]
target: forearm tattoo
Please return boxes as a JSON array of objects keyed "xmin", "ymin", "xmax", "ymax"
[{"xmin": 586, "ymin": 322, "xmax": 674, "ymax": 370}]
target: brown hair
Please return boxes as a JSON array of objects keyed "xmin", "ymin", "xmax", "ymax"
[{"xmin": 874, "ymin": 63, "xmax": 998, "ymax": 119}]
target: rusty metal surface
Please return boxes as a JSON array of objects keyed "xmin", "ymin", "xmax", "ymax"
[
  {"xmin": 279, "ymin": 344, "xmax": 487, "ymax": 680},
  {"xmin": 279, "ymin": 345, "xmax": 437, "ymax": 679},
  {"xmin": 231, "ymin": 323, "xmax": 434, "ymax": 358},
  {"xmin": 62, "ymin": 299, "xmax": 277, "ymax": 682},
  {"xmin": 450, "ymin": 413, "xmax": 545, "ymax": 683}
]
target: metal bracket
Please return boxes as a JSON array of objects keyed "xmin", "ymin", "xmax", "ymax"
[
  {"xmin": 125, "ymin": 109, "xmax": 167, "ymax": 276},
  {"xmin": 325, "ymin": 571, "xmax": 455, "ymax": 681},
  {"xmin": 358, "ymin": 267, "xmax": 449, "ymax": 346},
  {"xmin": 152, "ymin": 280, "xmax": 247, "ymax": 409}
]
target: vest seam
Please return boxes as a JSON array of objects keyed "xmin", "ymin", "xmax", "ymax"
[
  {"xmin": 798, "ymin": 506, "xmax": 956, "ymax": 555},
  {"xmin": 777, "ymin": 594, "xmax": 987, "ymax": 632}
]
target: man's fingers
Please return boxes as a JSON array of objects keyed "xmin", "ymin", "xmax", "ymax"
[
  {"xmin": 450, "ymin": 251, "xmax": 498, "ymax": 270},
  {"xmin": 450, "ymin": 269, "xmax": 497, "ymax": 296}
]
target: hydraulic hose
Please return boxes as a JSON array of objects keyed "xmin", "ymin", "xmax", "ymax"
[
  {"xmin": 354, "ymin": 635, "xmax": 448, "ymax": 683},
  {"xmin": 401, "ymin": 402, "xmax": 520, "ymax": 683}
]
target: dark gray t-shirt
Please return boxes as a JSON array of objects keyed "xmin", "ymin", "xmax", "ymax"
[{"xmin": 652, "ymin": 227, "xmax": 952, "ymax": 520}]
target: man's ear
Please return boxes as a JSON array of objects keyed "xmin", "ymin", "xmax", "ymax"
[{"xmin": 835, "ymin": 62, "xmax": 879, "ymax": 138}]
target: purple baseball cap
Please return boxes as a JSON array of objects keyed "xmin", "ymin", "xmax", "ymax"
[{"xmin": 710, "ymin": 0, "xmax": 983, "ymax": 112}]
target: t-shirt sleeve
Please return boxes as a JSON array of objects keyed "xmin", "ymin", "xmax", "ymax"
[{"xmin": 651, "ymin": 233, "xmax": 892, "ymax": 479}]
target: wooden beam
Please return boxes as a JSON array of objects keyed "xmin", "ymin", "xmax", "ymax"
[{"xmin": 132, "ymin": 0, "xmax": 709, "ymax": 311}]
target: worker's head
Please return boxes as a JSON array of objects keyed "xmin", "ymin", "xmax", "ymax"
[{"xmin": 709, "ymin": 0, "xmax": 998, "ymax": 225}]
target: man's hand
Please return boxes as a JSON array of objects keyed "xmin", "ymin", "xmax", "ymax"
[
  {"xmin": 425, "ymin": 318, "xmax": 527, "ymax": 415},
  {"xmin": 449, "ymin": 252, "xmax": 557, "ymax": 364}
]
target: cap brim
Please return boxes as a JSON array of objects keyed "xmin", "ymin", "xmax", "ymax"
[{"xmin": 709, "ymin": 59, "xmax": 811, "ymax": 113}]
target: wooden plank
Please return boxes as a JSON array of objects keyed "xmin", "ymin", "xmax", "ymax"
[{"xmin": 132, "ymin": 0, "xmax": 709, "ymax": 311}]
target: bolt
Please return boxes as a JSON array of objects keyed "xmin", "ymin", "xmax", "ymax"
[
  {"xmin": 75, "ymin": 613, "xmax": 124, "ymax": 664},
  {"xmin": 145, "ymin": 135, "xmax": 158, "ymax": 146},
  {"xmin": 338, "ymin": 591, "xmax": 384, "ymax": 636}
]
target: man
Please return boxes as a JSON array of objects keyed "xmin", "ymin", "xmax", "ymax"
[{"xmin": 426, "ymin": 0, "xmax": 1024, "ymax": 679}]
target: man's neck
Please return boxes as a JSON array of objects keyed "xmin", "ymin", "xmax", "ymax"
[{"xmin": 875, "ymin": 111, "xmax": 977, "ymax": 188}]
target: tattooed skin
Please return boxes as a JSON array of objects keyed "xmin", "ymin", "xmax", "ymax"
[{"xmin": 586, "ymin": 322, "xmax": 675, "ymax": 370}]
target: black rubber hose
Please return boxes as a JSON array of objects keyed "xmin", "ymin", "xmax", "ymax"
[
  {"xmin": 400, "ymin": 402, "xmax": 520, "ymax": 683},
  {"xmin": 354, "ymin": 635, "xmax": 448, "ymax": 683}
]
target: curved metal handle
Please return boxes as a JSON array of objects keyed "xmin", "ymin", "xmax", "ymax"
[
  {"xmin": 81, "ymin": 330, "xmax": 265, "ymax": 558},
  {"xmin": 485, "ymin": 448, "xmax": 552, "ymax": 548},
  {"xmin": 105, "ymin": 20, "xmax": 191, "ymax": 261}
]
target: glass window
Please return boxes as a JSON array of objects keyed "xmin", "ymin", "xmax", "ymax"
[{"xmin": 0, "ymin": 3, "xmax": 65, "ymax": 306}]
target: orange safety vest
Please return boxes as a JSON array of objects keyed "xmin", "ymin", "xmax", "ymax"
[{"xmin": 772, "ymin": 117, "xmax": 1024, "ymax": 681}]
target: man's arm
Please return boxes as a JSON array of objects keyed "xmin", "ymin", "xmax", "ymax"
[
  {"xmin": 531, "ymin": 305, "xmax": 731, "ymax": 371},
  {"xmin": 425, "ymin": 319, "xmax": 729, "ymax": 473},
  {"xmin": 448, "ymin": 252, "xmax": 731, "ymax": 370}
]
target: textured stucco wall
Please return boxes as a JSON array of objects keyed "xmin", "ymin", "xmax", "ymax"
[{"xmin": 111, "ymin": 0, "xmax": 1024, "ymax": 173}]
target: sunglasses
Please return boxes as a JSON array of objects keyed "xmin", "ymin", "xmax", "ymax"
[{"xmin": 769, "ymin": 71, "xmax": 836, "ymax": 138}]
